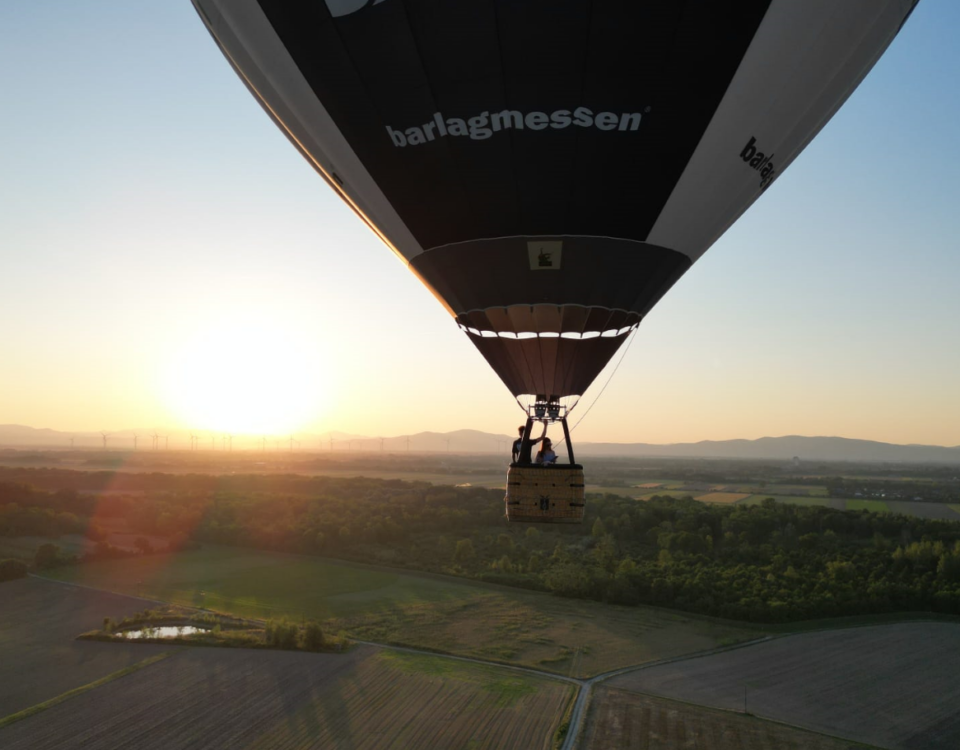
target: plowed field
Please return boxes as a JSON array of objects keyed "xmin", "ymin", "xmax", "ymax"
[
  {"xmin": 0, "ymin": 577, "xmax": 171, "ymax": 716},
  {"xmin": 0, "ymin": 646, "xmax": 573, "ymax": 749},
  {"xmin": 582, "ymin": 687, "xmax": 868, "ymax": 750},
  {"xmin": 610, "ymin": 622, "xmax": 960, "ymax": 749}
]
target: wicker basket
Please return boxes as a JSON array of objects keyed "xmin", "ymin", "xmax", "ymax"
[{"xmin": 504, "ymin": 465, "xmax": 585, "ymax": 523}]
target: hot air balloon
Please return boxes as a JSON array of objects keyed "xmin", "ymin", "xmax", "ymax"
[{"xmin": 193, "ymin": 0, "xmax": 918, "ymax": 522}]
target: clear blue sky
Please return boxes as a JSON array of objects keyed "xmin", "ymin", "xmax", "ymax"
[{"xmin": 1, "ymin": 1, "xmax": 959, "ymax": 446}]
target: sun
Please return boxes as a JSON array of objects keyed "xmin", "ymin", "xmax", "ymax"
[{"xmin": 162, "ymin": 316, "xmax": 327, "ymax": 436}]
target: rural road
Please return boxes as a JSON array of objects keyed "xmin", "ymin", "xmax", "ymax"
[{"xmin": 30, "ymin": 574, "xmax": 767, "ymax": 750}]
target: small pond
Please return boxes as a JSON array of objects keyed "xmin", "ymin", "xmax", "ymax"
[{"xmin": 118, "ymin": 626, "xmax": 210, "ymax": 639}]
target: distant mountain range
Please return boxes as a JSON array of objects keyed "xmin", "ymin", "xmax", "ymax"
[
  {"xmin": 2, "ymin": 424, "xmax": 960, "ymax": 464},
  {"xmin": 575, "ymin": 436, "xmax": 960, "ymax": 463}
]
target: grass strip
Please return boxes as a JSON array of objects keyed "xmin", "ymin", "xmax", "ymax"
[
  {"xmin": 552, "ymin": 684, "xmax": 580, "ymax": 750},
  {"xmin": 0, "ymin": 652, "xmax": 173, "ymax": 729}
]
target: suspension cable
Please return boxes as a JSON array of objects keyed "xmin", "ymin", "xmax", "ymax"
[{"xmin": 569, "ymin": 326, "xmax": 639, "ymax": 434}]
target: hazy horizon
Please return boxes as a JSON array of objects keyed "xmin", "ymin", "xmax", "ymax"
[{"xmin": 4, "ymin": 421, "xmax": 960, "ymax": 453}]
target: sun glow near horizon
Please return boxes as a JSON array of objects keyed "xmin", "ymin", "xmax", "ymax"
[{"xmin": 161, "ymin": 314, "xmax": 329, "ymax": 436}]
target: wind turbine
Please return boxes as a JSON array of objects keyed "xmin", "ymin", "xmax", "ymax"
[
  {"xmin": 162, "ymin": 435, "xmax": 169, "ymax": 450},
  {"xmin": 132, "ymin": 434, "xmax": 139, "ymax": 450},
  {"xmin": 190, "ymin": 432, "xmax": 197, "ymax": 451},
  {"xmin": 289, "ymin": 434, "xmax": 294, "ymax": 453},
  {"xmin": 405, "ymin": 436, "xmax": 411, "ymax": 452},
  {"xmin": 379, "ymin": 437, "xmax": 384, "ymax": 452},
  {"xmin": 100, "ymin": 431, "xmax": 109, "ymax": 450},
  {"xmin": 329, "ymin": 437, "xmax": 334, "ymax": 452},
  {"xmin": 69, "ymin": 436, "xmax": 75, "ymax": 450},
  {"xmin": 151, "ymin": 432, "xmax": 159, "ymax": 450},
  {"xmin": 445, "ymin": 438, "xmax": 452, "ymax": 453}
]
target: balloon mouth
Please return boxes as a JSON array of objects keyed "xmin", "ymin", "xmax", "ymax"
[
  {"xmin": 458, "ymin": 320, "xmax": 636, "ymax": 402},
  {"xmin": 456, "ymin": 304, "xmax": 642, "ymax": 337},
  {"xmin": 458, "ymin": 324, "xmax": 637, "ymax": 340}
]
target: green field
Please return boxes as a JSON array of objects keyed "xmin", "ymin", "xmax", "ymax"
[
  {"xmin": 41, "ymin": 545, "xmax": 761, "ymax": 677},
  {"xmin": 845, "ymin": 500, "xmax": 890, "ymax": 513},
  {"xmin": 754, "ymin": 484, "xmax": 829, "ymax": 497},
  {"xmin": 738, "ymin": 495, "xmax": 834, "ymax": 508},
  {"xmin": 43, "ymin": 546, "xmax": 458, "ymax": 620},
  {"xmin": 949, "ymin": 505, "xmax": 960, "ymax": 517}
]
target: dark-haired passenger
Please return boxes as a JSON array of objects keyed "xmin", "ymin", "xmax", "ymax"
[{"xmin": 511, "ymin": 425, "xmax": 543, "ymax": 464}]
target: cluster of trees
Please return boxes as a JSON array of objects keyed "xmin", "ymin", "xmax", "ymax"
[
  {"xmin": 30, "ymin": 539, "xmax": 179, "ymax": 571},
  {"xmin": 9, "ymin": 467, "xmax": 960, "ymax": 622},
  {"xmin": 0, "ymin": 502, "xmax": 86, "ymax": 538},
  {"xmin": 265, "ymin": 619, "xmax": 325, "ymax": 651}
]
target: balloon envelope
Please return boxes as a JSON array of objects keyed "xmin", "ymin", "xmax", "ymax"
[{"xmin": 194, "ymin": 0, "xmax": 917, "ymax": 402}]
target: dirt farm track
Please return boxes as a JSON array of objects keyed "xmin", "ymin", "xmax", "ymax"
[{"xmin": 609, "ymin": 622, "xmax": 960, "ymax": 750}]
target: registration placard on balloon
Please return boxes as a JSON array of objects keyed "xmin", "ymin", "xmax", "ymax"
[{"xmin": 528, "ymin": 242, "xmax": 562, "ymax": 271}]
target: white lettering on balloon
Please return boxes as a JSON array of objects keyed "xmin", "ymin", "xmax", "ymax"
[{"xmin": 386, "ymin": 107, "xmax": 649, "ymax": 148}]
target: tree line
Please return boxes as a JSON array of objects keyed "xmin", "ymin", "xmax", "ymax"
[{"xmin": 6, "ymin": 472, "xmax": 960, "ymax": 622}]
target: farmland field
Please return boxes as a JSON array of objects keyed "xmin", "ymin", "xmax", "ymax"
[
  {"xmin": 41, "ymin": 545, "xmax": 761, "ymax": 676},
  {"xmin": 697, "ymin": 492, "xmax": 750, "ymax": 504},
  {"xmin": 845, "ymin": 500, "xmax": 889, "ymax": 513},
  {"xmin": 737, "ymin": 495, "xmax": 836, "ymax": 508},
  {"xmin": 0, "ymin": 577, "xmax": 172, "ymax": 717},
  {"xmin": 0, "ymin": 644, "xmax": 573, "ymax": 749},
  {"xmin": 738, "ymin": 496, "xmax": 960, "ymax": 520},
  {"xmin": 581, "ymin": 687, "xmax": 870, "ymax": 750},
  {"xmin": 737, "ymin": 494, "xmax": 844, "ymax": 510},
  {"xmin": 753, "ymin": 484, "xmax": 829, "ymax": 497},
  {"xmin": 883, "ymin": 502, "xmax": 960, "ymax": 521},
  {"xmin": 609, "ymin": 622, "xmax": 960, "ymax": 749},
  {"xmin": 331, "ymin": 591, "xmax": 760, "ymax": 677}
]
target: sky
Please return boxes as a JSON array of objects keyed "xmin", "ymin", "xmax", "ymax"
[{"xmin": 1, "ymin": 1, "xmax": 959, "ymax": 447}]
